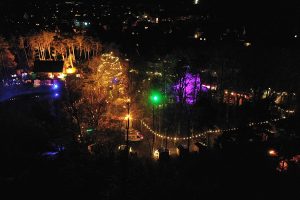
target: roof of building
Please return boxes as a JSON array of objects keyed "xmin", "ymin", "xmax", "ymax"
[{"xmin": 33, "ymin": 60, "xmax": 64, "ymax": 73}]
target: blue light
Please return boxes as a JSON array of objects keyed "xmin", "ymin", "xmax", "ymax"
[
  {"xmin": 57, "ymin": 146, "xmax": 65, "ymax": 151},
  {"xmin": 42, "ymin": 151, "xmax": 58, "ymax": 156},
  {"xmin": 53, "ymin": 84, "xmax": 58, "ymax": 90},
  {"xmin": 54, "ymin": 93, "xmax": 59, "ymax": 97}
]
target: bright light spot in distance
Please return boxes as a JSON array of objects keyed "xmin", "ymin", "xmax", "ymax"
[
  {"xmin": 268, "ymin": 149, "xmax": 278, "ymax": 157},
  {"xmin": 153, "ymin": 149, "xmax": 159, "ymax": 159},
  {"xmin": 53, "ymin": 84, "xmax": 58, "ymax": 90}
]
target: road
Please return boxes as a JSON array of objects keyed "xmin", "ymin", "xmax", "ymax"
[{"xmin": 129, "ymin": 122, "xmax": 209, "ymax": 158}]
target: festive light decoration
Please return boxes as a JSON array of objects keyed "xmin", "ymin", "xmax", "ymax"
[
  {"xmin": 124, "ymin": 114, "xmax": 132, "ymax": 120},
  {"xmin": 173, "ymin": 73, "xmax": 204, "ymax": 105},
  {"xmin": 150, "ymin": 91, "xmax": 162, "ymax": 105},
  {"xmin": 141, "ymin": 116, "xmax": 288, "ymax": 142},
  {"xmin": 57, "ymin": 73, "xmax": 66, "ymax": 79},
  {"xmin": 153, "ymin": 149, "xmax": 160, "ymax": 159},
  {"xmin": 66, "ymin": 67, "xmax": 76, "ymax": 74},
  {"xmin": 48, "ymin": 73, "xmax": 54, "ymax": 79},
  {"xmin": 275, "ymin": 105, "xmax": 296, "ymax": 115},
  {"xmin": 268, "ymin": 149, "xmax": 278, "ymax": 157},
  {"xmin": 75, "ymin": 52, "xmax": 129, "ymax": 130},
  {"xmin": 52, "ymin": 84, "xmax": 59, "ymax": 90}
]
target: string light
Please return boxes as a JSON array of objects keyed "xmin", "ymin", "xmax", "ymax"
[{"xmin": 141, "ymin": 115, "xmax": 288, "ymax": 141}]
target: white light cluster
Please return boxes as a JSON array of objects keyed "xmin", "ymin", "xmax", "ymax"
[
  {"xmin": 141, "ymin": 121, "xmax": 219, "ymax": 141},
  {"xmin": 275, "ymin": 105, "xmax": 295, "ymax": 114}
]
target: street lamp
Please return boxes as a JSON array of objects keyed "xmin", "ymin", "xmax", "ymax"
[
  {"xmin": 149, "ymin": 91, "xmax": 162, "ymax": 154},
  {"xmin": 125, "ymin": 99, "xmax": 131, "ymax": 155},
  {"xmin": 150, "ymin": 92, "xmax": 161, "ymax": 105}
]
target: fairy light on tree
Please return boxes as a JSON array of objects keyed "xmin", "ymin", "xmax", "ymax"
[
  {"xmin": 72, "ymin": 52, "xmax": 129, "ymax": 131},
  {"xmin": 173, "ymin": 72, "xmax": 203, "ymax": 105}
]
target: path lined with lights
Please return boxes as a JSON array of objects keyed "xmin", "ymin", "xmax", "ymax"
[{"xmin": 141, "ymin": 116, "xmax": 288, "ymax": 142}]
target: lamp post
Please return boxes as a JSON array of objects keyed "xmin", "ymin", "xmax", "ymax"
[
  {"xmin": 152, "ymin": 104, "xmax": 155, "ymax": 153},
  {"xmin": 150, "ymin": 91, "xmax": 162, "ymax": 154},
  {"xmin": 125, "ymin": 99, "xmax": 131, "ymax": 156}
]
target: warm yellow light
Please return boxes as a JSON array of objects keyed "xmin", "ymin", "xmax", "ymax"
[
  {"xmin": 124, "ymin": 114, "xmax": 131, "ymax": 120},
  {"xmin": 58, "ymin": 73, "xmax": 66, "ymax": 79},
  {"xmin": 48, "ymin": 73, "xmax": 54, "ymax": 79},
  {"xmin": 66, "ymin": 67, "xmax": 76, "ymax": 74},
  {"xmin": 153, "ymin": 149, "xmax": 159, "ymax": 159},
  {"xmin": 268, "ymin": 149, "xmax": 278, "ymax": 157},
  {"xmin": 244, "ymin": 42, "xmax": 251, "ymax": 47}
]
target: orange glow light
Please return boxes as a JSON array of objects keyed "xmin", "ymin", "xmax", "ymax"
[
  {"xmin": 48, "ymin": 73, "xmax": 54, "ymax": 79},
  {"xmin": 124, "ymin": 114, "xmax": 131, "ymax": 120},
  {"xmin": 66, "ymin": 67, "xmax": 76, "ymax": 74},
  {"xmin": 268, "ymin": 149, "xmax": 278, "ymax": 157}
]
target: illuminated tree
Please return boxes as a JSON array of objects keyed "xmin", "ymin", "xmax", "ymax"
[
  {"xmin": 74, "ymin": 35, "xmax": 84, "ymax": 58},
  {"xmin": 69, "ymin": 52, "xmax": 129, "ymax": 132},
  {"xmin": 0, "ymin": 36, "xmax": 17, "ymax": 78},
  {"xmin": 28, "ymin": 32, "xmax": 56, "ymax": 61},
  {"xmin": 26, "ymin": 32, "xmax": 102, "ymax": 66},
  {"xmin": 18, "ymin": 36, "xmax": 30, "ymax": 67},
  {"xmin": 174, "ymin": 72, "xmax": 202, "ymax": 105}
]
